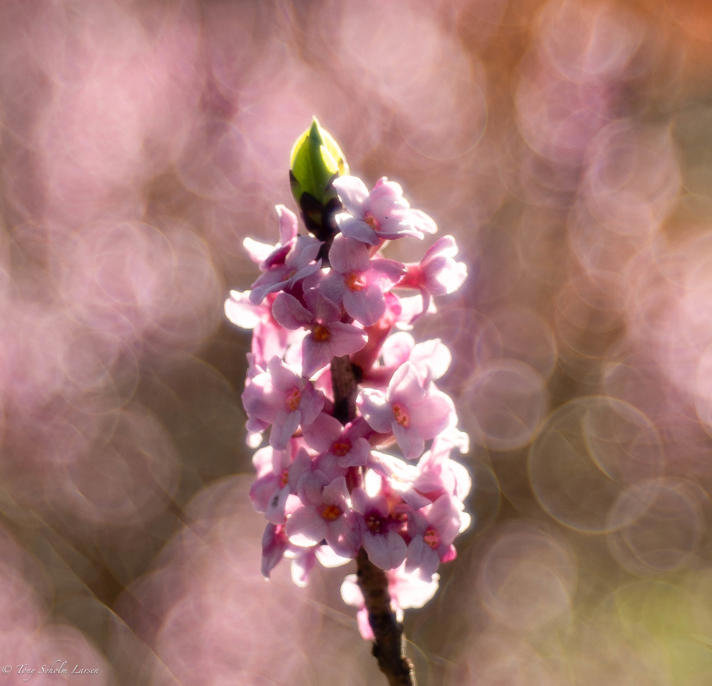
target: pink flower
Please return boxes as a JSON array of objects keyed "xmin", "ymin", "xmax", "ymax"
[
  {"xmin": 333, "ymin": 176, "xmax": 437, "ymax": 245},
  {"xmin": 271, "ymin": 291, "xmax": 367, "ymax": 378},
  {"xmin": 405, "ymin": 495, "xmax": 463, "ymax": 579},
  {"xmin": 302, "ymin": 413, "xmax": 371, "ymax": 468},
  {"xmin": 397, "ymin": 235, "xmax": 468, "ymax": 316},
  {"xmin": 225, "ymin": 290, "xmax": 299, "ymax": 367},
  {"xmin": 248, "ymin": 227, "xmax": 322, "ymax": 305},
  {"xmin": 249, "ymin": 442, "xmax": 312, "ymax": 524},
  {"xmin": 414, "ymin": 434, "xmax": 472, "ymax": 505},
  {"xmin": 359, "ymin": 362, "xmax": 455, "ymax": 460},
  {"xmin": 286, "ymin": 474, "xmax": 361, "ymax": 558},
  {"xmin": 320, "ymin": 234, "xmax": 405, "ymax": 325},
  {"xmin": 352, "ymin": 487, "xmax": 407, "ymax": 570},
  {"xmin": 243, "ymin": 204, "xmax": 299, "ymax": 265},
  {"xmin": 261, "ymin": 523, "xmax": 290, "ymax": 579},
  {"xmin": 363, "ymin": 332, "xmax": 452, "ymax": 387},
  {"xmin": 241, "ymin": 356, "xmax": 324, "ymax": 449}
]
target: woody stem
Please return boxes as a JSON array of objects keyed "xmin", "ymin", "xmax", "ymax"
[{"xmin": 329, "ymin": 355, "xmax": 416, "ymax": 686}]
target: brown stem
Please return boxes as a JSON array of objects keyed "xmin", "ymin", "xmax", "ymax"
[
  {"xmin": 329, "ymin": 356, "xmax": 417, "ymax": 686},
  {"xmin": 356, "ymin": 550, "xmax": 417, "ymax": 686}
]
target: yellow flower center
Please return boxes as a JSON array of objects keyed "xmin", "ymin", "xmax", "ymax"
[
  {"xmin": 364, "ymin": 212, "xmax": 380, "ymax": 231},
  {"xmin": 320, "ymin": 504, "xmax": 343, "ymax": 521},
  {"xmin": 279, "ymin": 469, "xmax": 289, "ymax": 488},
  {"xmin": 285, "ymin": 387, "xmax": 301, "ymax": 411},
  {"xmin": 346, "ymin": 272, "xmax": 366, "ymax": 292},
  {"xmin": 392, "ymin": 402, "xmax": 410, "ymax": 428},
  {"xmin": 312, "ymin": 324, "xmax": 331, "ymax": 342},
  {"xmin": 330, "ymin": 439, "xmax": 352, "ymax": 457}
]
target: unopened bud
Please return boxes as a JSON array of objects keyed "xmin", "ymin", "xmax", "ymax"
[{"xmin": 289, "ymin": 118, "xmax": 349, "ymax": 241}]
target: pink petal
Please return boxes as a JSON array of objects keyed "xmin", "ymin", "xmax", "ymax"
[
  {"xmin": 286, "ymin": 235, "xmax": 321, "ymax": 270},
  {"xmin": 340, "ymin": 573, "xmax": 365, "ymax": 608},
  {"xmin": 369, "ymin": 258, "xmax": 406, "ymax": 287},
  {"xmin": 405, "ymin": 537, "xmax": 440, "ymax": 579},
  {"xmin": 261, "ymin": 524, "xmax": 288, "ymax": 578},
  {"xmin": 425, "ymin": 495, "xmax": 462, "ymax": 544},
  {"xmin": 328, "ymin": 321, "xmax": 367, "ymax": 357},
  {"xmin": 318, "ymin": 271, "xmax": 346, "ymax": 306},
  {"xmin": 332, "ymin": 175, "xmax": 369, "ymax": 215},
  {"xmin": 423, "ymin": 234, "xmax": 458, "ymax": 261},
  {"xmin": 338, "ymin": 436, "xmax": 370, "ymax": 468},
  {"xmin": 276, "ymin": 204, "xmax": 298, "ymax": 244},
  {"xmin": 303, "ymin": 412, "xmax": 343, "ymax": 453},
  {"xmin": 409, "ymin": 391, "xmax": 454, "ymax": 439},
  {"xmin": 326, "ymin": 512, "xmax": 361, "ymax": 558},
  {"xmin": 359, "ymin": 389, "xmax": 393, "ymax": 433},
  {"xmin": 269, "ymin": 410, "xmax": 301, "ymax": 449},
  {"xmin": 364, "ymin": 531, "xmax": 407, "ymax": 570},
  {"xmin": 291, "ymin": 549, "xmax": 317, "ymax": 588},
  {"xmin": 367, "ymin": 177, "xmax": 408, "ymax": 216},
  {"xmin": 388, "ymin": 362, "xmax": 424, "ymax": 404},
  {"xmin": 329, "ymin": 234, "xmax": 370, "ymax": 274},
  {"xmin": 286, "ymin": 506, "xmax": 328, "ymax": 547},
  {"xmin": 225, "ymin": 290, "xmax": 263, "ymax": 329},
  {"xmin": 272, "ymin": 292, "xmax": 313, "ymax": 330},
  {"xmin": 357, "ymin": 607, "xmax": 375, "ymax": 640},
  {"xmin": 249, "ymin": 474, "xmax": 277, "ymax": 513},
  {"xmin": 381, "ymin": 332, "xmax": 415, "ymax": 367},
  {"xmin": 304, "ymin": 290, "xmax": 341, "ymax": 323},
  {"xmin": 393, "ymin": 422, "xmax": 425, "ymax": 460},
  {"xmin": 243, "ymin": 236, "xmax": 276, "ymax": 265},
  {"xmin": 302, "ymin": 337, "xmax": 333, "ymax": 378},
  {"xmin": 265, "ymin": 485, "xmax": 290, "ymax": 524},
  {"xmin": 298, "ymin": 384, "xmax": 325, "ymax": 426},
  {"xmin": 322, "ymin": 476, "xmax": 350, "ymax": 506},
  {"xmin": 410, "ymin": 339, "xmax": 451, "ymax": 379},
  {"xmin": 344, "ymin": 286, "xmax": 385, "ymax": 326},
  {"xmin": 335, "ymin": 214, "xmax": 379, "ymax": 245}
]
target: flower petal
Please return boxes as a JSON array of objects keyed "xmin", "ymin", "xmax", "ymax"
[
  {"xmin": 329, "ymin": 234, "xmax": 370, "ymax": 274},
  {"xmin": 286, "ymin": 506, "xmax": 328, "ymax": 547},
  {"xmin": 335, "ymin": 214, "xmax": 379, "ymax": 245},
  {"xmin": 393, "ymin": 422, "xmax": 425, "ymax": 460},
  {"xmin": 303, "ymin": 412, "xmax": 343, "ymax": 453},
  {"xmin": 359, "ymin": 389, "xmax": 393, "ymax": 433},
  {"xmin": 272, "ymin": 292, "xmax": 313, "ymax": 330},
  {"xmin": 364, "ymin": 530, "xmax": 407, "ymax": 570},
  {"xmin": 302, "ymin": 336, "xmax": 334, "ymax": 378},
  {"xmin": 344, "ymin": 286, "xmax": 385, "ymax": 326},
  {"xmin": 327, "ymin": 322, "xmax": 367, "ymax": 357},
  {"xmin": 332, "ymin": 175, "xmax": 370, "ymax": 215}
]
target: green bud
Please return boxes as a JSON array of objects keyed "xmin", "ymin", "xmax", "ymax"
[{"xmin": 289, "ymin": 118, "xmax": 349, "ymax": 242}]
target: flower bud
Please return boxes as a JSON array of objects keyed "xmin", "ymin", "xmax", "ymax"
[{"xmin": 289, "ymin": 118, "xmax": 349, "ymax": 241}]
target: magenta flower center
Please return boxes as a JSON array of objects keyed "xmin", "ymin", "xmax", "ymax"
[
  {"xmin": 365, "ymin": 511, "xmax": 384, "ymax": 534},
  {"xmin": 392, "ymin": 402, "xmax": 410, "ymax": 428},
  {"xmin": 346, "ymin": 272, "xmax": 367, "ymax": 292},
  {"xmin": 285, "ymin": 387, "xmax": 302, "ymax": 411},
  {"xmin": 423, "ymin": 526, "xmax": 440, "ymax": 549},
  {"xmin": 330, "ymin": 439, "xmax": 352, "ymax": 457},
  {"xmin": 312, "ymin": 324, "xmax": 331, "ymax": 342},
  {"xmin": 320, "ymin": 504, "xmax": 343, "ymax": 521}
]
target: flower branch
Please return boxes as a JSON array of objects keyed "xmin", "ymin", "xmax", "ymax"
[{"xmin": 226, "ymin": 118, "xmax": 471, "ymax": 685}]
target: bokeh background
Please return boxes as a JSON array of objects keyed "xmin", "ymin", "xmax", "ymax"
[{"xmin": 2, "ymin": 0, "xmax": 712, "ymax": 683}]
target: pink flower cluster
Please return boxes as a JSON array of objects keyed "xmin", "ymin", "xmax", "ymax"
[{"xmin": 226, "ymin": 174, "xmax": 471, "ymax": 635}]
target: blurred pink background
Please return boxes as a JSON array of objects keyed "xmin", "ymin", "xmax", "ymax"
[{"xmin": 3, "ymin": 0, "xmax": 712, "ymax": 683}]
